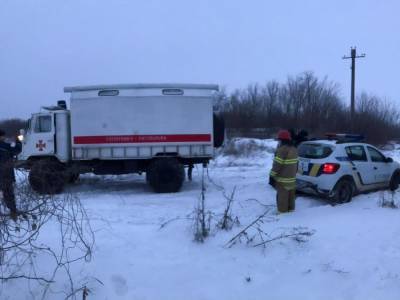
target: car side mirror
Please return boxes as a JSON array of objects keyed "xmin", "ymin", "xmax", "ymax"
[{"xmin": 385, "ymin": 157, "xmax": 393, "ymax": 163}]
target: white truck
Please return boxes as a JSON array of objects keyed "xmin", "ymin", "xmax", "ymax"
[{"xmin": 18, "ymin": 83, "xmax": 224, "ymax": 194}]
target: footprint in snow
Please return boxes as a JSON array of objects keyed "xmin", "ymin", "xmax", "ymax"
[{"xmin": 111, "ymin": 274, "xmax": 129, "ymax": 296}]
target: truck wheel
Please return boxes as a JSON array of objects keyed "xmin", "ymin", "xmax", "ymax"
[
  {"xmin": 147, "ymin": 158, "xmax": 185, "ymax": 193},
  {"xmin": 330, "ymin": 179, "xmax": 354, "ymax": 204},
  {"xmin": 29, "ymin": 159, "xmax": 66, "ymax": 194}
]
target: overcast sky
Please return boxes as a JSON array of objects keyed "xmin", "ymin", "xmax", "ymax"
[{"xmin": 0, "ymin": 0, "xmax": 399, "ymax": 119}]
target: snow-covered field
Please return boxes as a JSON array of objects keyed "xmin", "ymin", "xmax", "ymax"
[{"xmin": 4, "ymin": 139, "xmax": 400, "ymax": 300}]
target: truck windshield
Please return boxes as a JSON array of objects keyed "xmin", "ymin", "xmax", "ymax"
[
  {"xmin": 34, "ymin": 115, "xmax": 52, "ymax": 133},
  {"xmin": 298, "ymin": 143, "xmax": 333, "ymax": 159}
]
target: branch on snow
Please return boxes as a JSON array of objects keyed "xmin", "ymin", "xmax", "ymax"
[
  {"xmin": 225, "ymin": 208, "xmax": 315, "ymax": 249},
  {"xmin": 0, "ymin": 275, "xmax": 54, "ymax": 284},
  {"xmin": 253, "ymin": 228, "xmax": 315, "ymax": 248},
  {"xmin": 0, "ymin": 171, "xmax": 95, "ymax": 299}
]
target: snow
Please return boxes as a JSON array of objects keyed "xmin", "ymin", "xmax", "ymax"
[{"xmin": 3, "ymin": 139, "xmax": 400, "ymax": 299}]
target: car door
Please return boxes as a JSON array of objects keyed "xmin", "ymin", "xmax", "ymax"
[
  {"xmin": 31, "ymin": 113, "xmax": 55, "ymax": 156},
  {"xmin": 366, "ymin": 146, "xmax": 392, "ymax": 184},
  {"xmin": 345, "ymin": 145, "xmax": 375, "ymax": 184}
]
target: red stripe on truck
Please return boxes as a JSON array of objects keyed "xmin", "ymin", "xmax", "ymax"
[{"xmin": 74, "ymin": 134, "xmax": 212, "ymax": 144}]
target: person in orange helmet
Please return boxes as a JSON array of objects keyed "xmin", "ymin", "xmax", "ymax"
[{"xmin": 269, "ymin": 129, "xmax": 298, "ymax": 213}]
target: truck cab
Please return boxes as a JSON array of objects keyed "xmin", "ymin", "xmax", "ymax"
[{"xmin": 19, "ymin": 102, "xmax": 71, "ymax": 164}]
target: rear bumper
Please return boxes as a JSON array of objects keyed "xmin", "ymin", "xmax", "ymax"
[{"xmin": 296, "ymin": 178, "xmax": 331, "ymax": 197}]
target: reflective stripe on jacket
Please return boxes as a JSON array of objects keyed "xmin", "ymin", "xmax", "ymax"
[{"xmin": 270, "ymin": 144, "xmax": 298, "ymax": 190}]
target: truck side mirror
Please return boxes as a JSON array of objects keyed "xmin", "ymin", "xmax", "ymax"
[{"xmin": 19, "ymin": 129, "xmax": 25, "ymax": 136}]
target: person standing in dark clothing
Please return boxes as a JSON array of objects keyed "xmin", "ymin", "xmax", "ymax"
[
  {"xmin": 294, "ymin": 129, "xmax": 309, "ymax": 147},
  {"xmin": 0, "ymin": 129, "xmax": 22, "ymax": 220},
  {"xmin": 288, "ymin": 128, "xmax": 309, "ymax": 147}
]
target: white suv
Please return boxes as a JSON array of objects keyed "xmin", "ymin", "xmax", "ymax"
[{"xmin": 296, "ymin": 137, "xmax": 400, "ymax": 203}]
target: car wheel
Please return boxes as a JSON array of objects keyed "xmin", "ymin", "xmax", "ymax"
[
  {"xmin": 389, "ymin": 172, "xmax": 400, "ymax": 191},
  {"xmin": 330, "ymin": 179, "xmax": 354, "ymax": 204}
]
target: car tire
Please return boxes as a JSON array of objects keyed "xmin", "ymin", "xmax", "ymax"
[
  {"xmin": 330, "ymin": 179, "xmax": 354, "ymax": 204},
  {"xmin": 389, "ymin": 171, "xmax": 400, "ymax": 191},
  {"xmin": 147, "ymin": 158, "xmax": 185, "ymax": 193},
  {"xmin": 29, "ymin": 159, "xmax": 66, "ymax": 194}
]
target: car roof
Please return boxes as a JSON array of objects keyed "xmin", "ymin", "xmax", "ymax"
[
  {"xmin": 302, "ymin": 140, "xmax": 374, "ymax": 148},
  {"xmin": 301, "ymin": 140, "xmax": 337, "ymax": 146}
]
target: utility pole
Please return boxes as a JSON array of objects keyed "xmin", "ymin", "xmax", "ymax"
[{"xmin": 342, "ymin": 47, "xmax": 365, "ymax": 131}]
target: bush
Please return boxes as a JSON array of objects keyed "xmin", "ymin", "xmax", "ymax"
[{"xmin": 221, "ymin": 138, "xmax": 276, "ymax": 157}]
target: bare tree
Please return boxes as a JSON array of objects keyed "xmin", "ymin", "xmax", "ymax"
[
  {"xmin": 217, "ymin": 186, "xmax": 240, "ymax": 231},
  {"xmin": 193, "ymin": 167, "xmax": 211, "ymax": 242},
  {"xmin": 355, "ymin": 93, "xmax": 400, "ymax": 144},
  {"xmin": 219, "ymin": 71, "xmax": 400, "ymax": 144},
  {"xmin": 0, "ymin": 172, "xmax": 95, "ymax": 299}
]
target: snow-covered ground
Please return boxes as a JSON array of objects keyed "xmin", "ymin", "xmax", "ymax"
[{"xmin": 4, "ymin": 139, "xmax": 400, "ymax": 299}]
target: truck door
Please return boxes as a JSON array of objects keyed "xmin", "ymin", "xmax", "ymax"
[
  {"xmin": 54, "ymin": 111, "xmax": 71, "ymax": 162},
  {"xmin": 366, "ymin": 146, "xmax": 392, "ymax": 184},
  {"xmin": 31, "ymin": 113, "xmax": 55, "ymax": 156}
]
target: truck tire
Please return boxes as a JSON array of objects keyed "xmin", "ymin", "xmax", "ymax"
[
  {"xmin": 213, "ymin": 113, "xmax": 225, "ymax": 148},
  {"xmin": 29, "ymin": 159, "xmax": 67, "ymax": 194},
  {"xmin": 147, "ymin": 158, "xmax": 185, "ymax": 193}
]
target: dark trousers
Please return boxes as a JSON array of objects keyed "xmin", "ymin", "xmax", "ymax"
[{"xmin": 1, "ymin": 182, "xmax": 17, "ymax": 213}]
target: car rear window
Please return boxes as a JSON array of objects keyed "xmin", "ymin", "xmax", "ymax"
[{"xmin": 298, "ymin": 143, "xmax": 333, "ymax": 159}]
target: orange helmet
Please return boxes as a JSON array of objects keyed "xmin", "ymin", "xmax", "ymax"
[{"xmin": 277, "ymin": 129, "xmax": 291, "ymax": 141}]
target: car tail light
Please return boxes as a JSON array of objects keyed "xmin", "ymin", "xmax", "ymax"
[{"xmin": 322, "ymin": 163, "xmax": 340, "ymax": 174}]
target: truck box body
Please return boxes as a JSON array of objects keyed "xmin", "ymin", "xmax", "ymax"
[{"xmin": 66, "ymin": 84, "xmax": 217, "ymax": 161}]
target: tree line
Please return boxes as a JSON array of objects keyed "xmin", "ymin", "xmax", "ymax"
[
  {"xmin": 214, "ymin": 72, "xmax": 400, "ymax": 144},
  {"xmin": 0, "ymin": 118, "xmax": 27, "ymax": 138},
  {"xmin": 0, "ymin": 72, "xmax": 399, "ymax": 144}
]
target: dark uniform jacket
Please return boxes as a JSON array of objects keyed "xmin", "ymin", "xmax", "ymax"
[
  {"xmin": 0, "ymin": 140, "xmax": 22, "ymax": 184},
  {"xmin": 270, "ymin": 144, "xmax": 298, "ymax": 190}
]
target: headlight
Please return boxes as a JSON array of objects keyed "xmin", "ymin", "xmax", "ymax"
[{"xmin": 17, "ymin": 135, "xmax": 24, "ymax": 142}]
